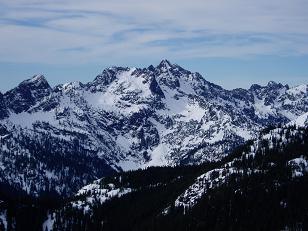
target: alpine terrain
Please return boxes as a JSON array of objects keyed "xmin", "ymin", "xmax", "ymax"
[{"xmin": 0, "ymin": 60, "xmax": 307, "ymax": 230}]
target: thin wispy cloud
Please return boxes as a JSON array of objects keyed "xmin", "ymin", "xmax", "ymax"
[{"xmin": 0, "ymin": 0, "xmax": 308, "ymax": 64}]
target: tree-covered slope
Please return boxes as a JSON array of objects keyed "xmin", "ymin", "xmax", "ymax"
[{"xmin": 43, "ymin": 124, "xmax": 308, "ymax": 231}]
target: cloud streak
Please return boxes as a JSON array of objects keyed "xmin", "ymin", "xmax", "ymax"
[{"xmin": 0, "ymin": 0, "xmax": 307, "ymax": 65}]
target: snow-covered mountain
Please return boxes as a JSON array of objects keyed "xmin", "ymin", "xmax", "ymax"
[
  {"xmin": 41, "ymin": 117, "xmax": 308, "ymax": 231},
  {"xmin": 0, "ymin": 60, "xmax": 307, "ymax": 196}
]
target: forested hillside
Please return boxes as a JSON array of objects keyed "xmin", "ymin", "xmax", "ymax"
[{"xmin": 40, "ymin": 125, "xmax": 308, "ymax": 231}]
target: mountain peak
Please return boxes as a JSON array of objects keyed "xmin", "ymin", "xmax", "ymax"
[
  {"xmin": 249, "ymin": 81, "xmax": 286, "ymax": 91},
  {"xmin": 267, "ymin": 81, "xmax": 282, "ymax": 88},
  {"xmin": 30, "ymin": 74, "xmax": 46, "ymax": 82},
  {"xmin": 157, "ymin": 59, "xmax": 173, "ymax": 70},
  {"xmin": 25, "ymin": 74, "xmax": 47, "ymax": 84},
  {"xmin": 267, "ymin": 80, "xmax": 277, "ymax": 86},
  {"xmin": 4, "ymin": 74, "xmax": 51, "ymax": 113},
  {"xmin": 19, "ymin": 74, "xmax": 50, "ymax": 90},
  {"xmin": 90, "ymin": 67, "xmax": 130, "ymax": 90},
  {"xmin": 266, "ymin": 81, "xmax": 287, "ymax": 90}
]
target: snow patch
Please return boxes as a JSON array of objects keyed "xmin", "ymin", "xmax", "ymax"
[{"xmin": 288, "ymin": 156, "xmax": 308, "ymax": 178}]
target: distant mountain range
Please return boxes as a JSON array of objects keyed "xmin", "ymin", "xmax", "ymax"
[{"xmin": 0, "ymin": 60, "xmax": 307, "ymax": 197}]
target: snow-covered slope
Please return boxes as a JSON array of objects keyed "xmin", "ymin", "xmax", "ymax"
[
  {"xmin": 44, "ymin": 118, "xmax": 308, "ymax": 231},
  {"xmin": 170, "ymin": 116, "xmax": 308, "ymax": 210},
  {"xmin": 288, "ymin": 112, "xmax": 308, "ymax": 127},
  {"xmin": 0, "ymin": 60, "xmax": 307, "ymax": 196},
  {"xmin": 71, "ymin": 180, "xmax": 132, "ymax": 215}
]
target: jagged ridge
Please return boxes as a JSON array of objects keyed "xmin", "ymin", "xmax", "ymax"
[{"xmin": 0, "ymin": 60, "xmax": 307, "ymax": 197}]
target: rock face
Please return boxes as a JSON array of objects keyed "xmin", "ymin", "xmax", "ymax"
[
  {"xmin": 0, "ymin": 60, "xmax": 307, "ymax": 196},
  {"xmin": 0, "ymin": 92, "xmax": 8, "ymax": 120},
  {"xmin": 4, "ymin": 75, "xmax": 52, "ymax": 113}
]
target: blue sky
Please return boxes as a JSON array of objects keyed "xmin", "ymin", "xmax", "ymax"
[{"xmin": 0, "ymin": 0, "xmax": 307, "ymax": 92}]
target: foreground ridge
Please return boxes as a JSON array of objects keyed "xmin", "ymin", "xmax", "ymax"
[{"xmin": 46, "ymin": 117, "xmax": 308, "ymax": 231}]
